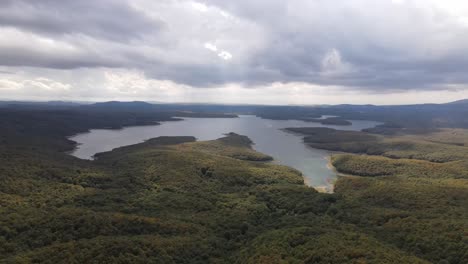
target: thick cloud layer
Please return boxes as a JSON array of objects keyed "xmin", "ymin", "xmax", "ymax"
[{"xmin": 1, "ymin": 0, "xmax": 468, "ymax": 103}]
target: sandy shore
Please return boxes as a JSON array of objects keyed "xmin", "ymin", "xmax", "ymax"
[{"xmin": 314, "ymin": 185, "xmax": 332, "ymax": 193}]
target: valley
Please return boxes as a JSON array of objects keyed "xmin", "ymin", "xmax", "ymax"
[{"xmin": 0, "ymin": 102, "xmax": 467, "ymax": 263}]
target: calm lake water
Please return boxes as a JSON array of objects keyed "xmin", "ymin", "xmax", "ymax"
[{"xmin": 69, "ymin": 115, "xmax": 381, "ymax": 191}]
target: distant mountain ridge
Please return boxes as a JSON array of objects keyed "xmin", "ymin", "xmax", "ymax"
[
  {"xmin": 446, "ymin": 99, "xmax": 468, "ymax": 105},
  {"xmin": 84, "ymin": 101, "xmax": 156, "ymax": 111}
]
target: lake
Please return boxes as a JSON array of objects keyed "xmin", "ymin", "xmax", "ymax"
[{"xmin": 69, "ymin": 115, "xmax": 381, "ymax": 191}]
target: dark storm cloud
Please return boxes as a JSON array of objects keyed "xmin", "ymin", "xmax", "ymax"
[
  {"xmin": 225, "ymin": 0, "xmax": 468, "ymax": 91},
  {"xmin": 1, "ymin": 0, "xmax": 468, "ymax": 92},
  {"xmin": 0, "ymin": 0, "xmax": 164, "ymax": 42},
  {"xmin": 0, "ymin": 45, "xmax": 122, "ymax": 69}
]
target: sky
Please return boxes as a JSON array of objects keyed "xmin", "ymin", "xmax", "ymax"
[{"xmin": 1, "ymin": 0, "xmax": 468, "ymax": 105}]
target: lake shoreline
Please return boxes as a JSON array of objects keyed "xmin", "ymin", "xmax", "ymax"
[{"xmin": 68, "ymin": 115, "xmax": 380, "ymax": 192}]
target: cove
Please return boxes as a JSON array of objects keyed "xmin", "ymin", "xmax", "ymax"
[{"xmin": 69, "ymin": 115, "xmax": 381, "ymax": 191}]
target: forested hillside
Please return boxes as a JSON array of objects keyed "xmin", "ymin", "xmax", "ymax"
[
  {"xmin": 0, "ymin": 105, "xmax": 467, "ymax": 263},
  {"xmin": 289, "ymin": 127, "xmax": 468, "ymax": 264}
]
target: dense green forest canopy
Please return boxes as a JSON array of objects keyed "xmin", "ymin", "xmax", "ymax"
[{"xmin": 0, "ymin": 102, "xmax": 467, "ymax": 263}]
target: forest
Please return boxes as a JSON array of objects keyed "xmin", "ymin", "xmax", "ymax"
[{"xmin": 0, "ymin": 102, "xmax": 467, "ymax": 263}]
